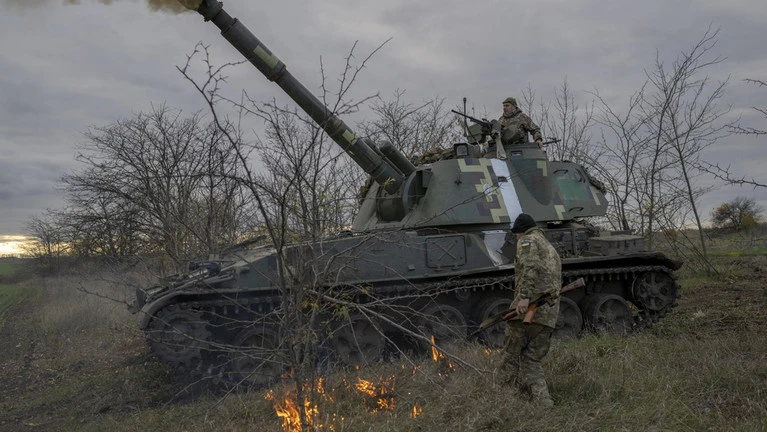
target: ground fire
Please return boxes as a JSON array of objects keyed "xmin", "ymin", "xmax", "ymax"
[{"xmin": 263, "ymin": 338, "xmax": 455, "ymax": 431}]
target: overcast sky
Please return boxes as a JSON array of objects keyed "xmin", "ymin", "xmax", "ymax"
[{"xmin": 1, "ymin": 0, "xmax": 766, "ymax": 243}]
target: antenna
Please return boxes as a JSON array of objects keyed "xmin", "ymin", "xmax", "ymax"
[{"xmin": 462, "ymin": 97, "xmax": 468, "ymax": 137}]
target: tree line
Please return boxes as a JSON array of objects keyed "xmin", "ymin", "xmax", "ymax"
[{"xmin": 24, "ymin": 27, "xmax": 763, "ymax": 276}]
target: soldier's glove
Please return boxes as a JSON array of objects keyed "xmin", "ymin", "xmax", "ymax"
[
  {"xmin": 516, "ymin": 298, "xmax": 530, "ymax": 315},
  {"xmin": 490, "ymin": 119, "xmax": 502, "ymax": 134}
]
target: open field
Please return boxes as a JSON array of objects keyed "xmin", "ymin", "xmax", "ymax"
[
  {"xmin": 0, "ymin": 284, "xmax": 40, "ymax": 332},
  {"xmin": 0, "ymin": 241, "xmax": 766, "ymax": 431},
  {"xmin": 0, "ymin": 263, "xmax": 17, "ymax": 276},
  {"xmin": 0, "ymin": 263, "xmax": 42, "ymax": 331}
]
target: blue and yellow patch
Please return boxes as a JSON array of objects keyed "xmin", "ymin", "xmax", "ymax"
[{"xmin": 520, "ymin": 240, "xmax": 531, "ymax": 248}]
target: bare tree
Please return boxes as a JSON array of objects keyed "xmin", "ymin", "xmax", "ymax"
[
  {"xmin": 591, "ymin": 85, "xmax": 653, "ymax": 231},
  {"xmin": 697, "ymin": 78, "xmax": 767, "ymax": 189},
  {"xmin": 698, "ymin": 160, "xmax": 767, "ymax": 190},
  {"xmin": 358, "ymin": 89, "xmax": 460, "ymax": 158},
  {"xmin": 642, "ymin": 26, "xmax": 728, "ymax": 274},
  {"xmin": 543, "ymin": 78, "xmax": 598, "ymax": 165},
  {"xmin": 24, "ymin": 213, "xmax": 69, "ymax": 274},
  {"xmin": 730, "ymin": 79, "xmax": 767, "ymax": 137},
  {"xmin": 55, "ymin": 195, "xmax": 143, "ymax": 259},
  {"xmin": 176, "ymin": 41, "xmax": 444, "ymax": 429},
  {"xmin": 589, "ymin": 26, "xmax": 729, "ymax": 274},
  {"xmin": 61, "ymin": 105, "xmax": 249, "ymax": 270},
  {"xmin": 238, "ymin": 100, "xmax": 362, "ymax": 239}
]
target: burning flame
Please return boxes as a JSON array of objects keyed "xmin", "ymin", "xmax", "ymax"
[
  {"xmin": 430, "ymin": 336, "xmax": 441, "ymax": 362},
  {"xmin": 264, "ymin": 339, "xmax": 458, "ymax": 431},
  {"xmin": 264, "ymin": 378, "xmax": 328, "ymax": 432},
  {"xmin": 264, "ymin": 375, "xmax": 397, "ymax": 431},
  {"xmin": 430, "ymin": 335, "xmax": 456, "ymax": 375},
  {"xmin": 355, "ymin": 376, "xmax": 396, "ymax": 413}
]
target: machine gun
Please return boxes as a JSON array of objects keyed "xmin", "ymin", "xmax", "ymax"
[
  {"xmin": 452, "ymin": 110, "xmax": 562, "ymax": 147},
  {"xmin": 451, "ymin": 109, "xmax": 493, "ymax": 131},
  {"xmin": 450, "ymin": 109, "xmax": 505, "ymax": 157},
  {"xmin": 472, "ymin": 278, "xmax": 585, "ymax": 336},
  {"xmin": 541, "ymin": 138, "xmax": 562, "ymax": 146}
]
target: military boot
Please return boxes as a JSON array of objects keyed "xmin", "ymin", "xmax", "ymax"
[{"xmin": 529, "ymin": 381, "xmax": 554, "ymax": 408}]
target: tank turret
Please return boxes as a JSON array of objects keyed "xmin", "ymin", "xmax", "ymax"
[
  {"xmin": 191, "ymin": 0, "xmax": 609, "ymax": 231},
  {"xmin": 131, "ymin": 0, "xmax": 682, "ymax": 388}
]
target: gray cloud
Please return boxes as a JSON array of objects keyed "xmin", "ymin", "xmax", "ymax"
[
  {"xmin": 0, "ymin": 158, "xmax": 67, "ymax": 233},
  {"xmin": 1, "ymin": 0, "xmax": 766, "ymax": 237}
]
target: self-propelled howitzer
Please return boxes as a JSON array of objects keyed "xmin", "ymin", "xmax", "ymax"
[{"xmin": 132, "ymin": 0, "xmax": 682, "ymax": 388}]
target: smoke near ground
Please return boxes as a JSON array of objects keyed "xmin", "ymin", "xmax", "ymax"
[{"xmin": 5, "ymin": 0, "xmax": 202, "ymax": 13}]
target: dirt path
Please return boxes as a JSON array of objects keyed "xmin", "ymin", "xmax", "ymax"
[
  {"xmin": 0, "ymin": 296, "xmax": 47, "ymax": 430},
  {"xmin": 0, "ymin": 283, "xmax": 181, "ymax": 431}
]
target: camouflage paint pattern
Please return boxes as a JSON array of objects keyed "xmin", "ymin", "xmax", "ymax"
[
  {"xmin": 498, "ymin": 108, "xmax": 543, "ymax": 145},
  {"xmin": 509, "ymin": 227, "xmax": 562, "ymax": 328},
  {"xmin": 352, "ymin": 144, "xmax": 608, "ymax": 232},
  {"xmin": 500, "ymin": 321, "xmax": 554, "ymax": 405},
  {"xmin": 458, "ymin": 158, "xmax": 512, "ymax": 224}
]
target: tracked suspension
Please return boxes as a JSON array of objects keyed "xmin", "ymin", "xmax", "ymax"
[{"xmin": 145, "ymin": 264, "xmax": 679, "ymax": 387}]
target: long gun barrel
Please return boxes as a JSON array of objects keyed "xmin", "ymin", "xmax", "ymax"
[
  {"xmin": 191, "ymin": 0, "xmax": 404, "ymax": 194},
  {"xmin": 451, "ymin": 109, "xmax": 491, "ymax": 130}
]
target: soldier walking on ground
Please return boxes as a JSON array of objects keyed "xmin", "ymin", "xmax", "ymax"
[
  {"xmin": 499, "ymin": 97, "xmax": 543, "ymax": 148},
  {"xmin": 500, "ymin": 213, "xmax": 562, "ymax": 407}
]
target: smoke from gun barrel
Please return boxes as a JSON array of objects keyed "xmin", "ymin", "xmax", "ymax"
[{"xmin": 7, "ymin": 0, "xmax": 199, "ymax": 13}]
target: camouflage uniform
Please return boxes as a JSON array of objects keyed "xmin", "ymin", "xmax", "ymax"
[
  {"xmin": 500, "ymin": 226, "xmax": 562, "ymax": 407},
  {"xmin": 498, "ymin": 108, "xmax": 543, "ymax": 146}
]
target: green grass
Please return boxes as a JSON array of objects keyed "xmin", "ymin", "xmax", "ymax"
[
  {"xmin": 705, "ymin": 248, "xmax": 767, "ymax": 256},
  {"xmin": 0, "ymin": 262, "xmax": 17, "ymax": 276},
  {"xmin": 0, "ymin": 283, "xmax": 42, "ymax": 329}
]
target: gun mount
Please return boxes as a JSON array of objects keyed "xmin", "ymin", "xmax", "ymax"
[{"xmin": 131, "ymin": 0, "xmax": 682, "ymax": 389}]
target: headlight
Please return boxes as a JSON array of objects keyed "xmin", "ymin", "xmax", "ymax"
[{"xmin": 454, "ymin": 143, "xmax": 469, "ymax": 157}]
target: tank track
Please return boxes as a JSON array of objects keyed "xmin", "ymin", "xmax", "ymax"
[
  {"xmin": 146, "ymin": 263, "xmax": 678, "ymax": 386},
  {"xmin": 560, "ymin": 265, "xmax": 680, "ymax": 331}
]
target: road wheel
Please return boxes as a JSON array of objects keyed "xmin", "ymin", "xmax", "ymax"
[
  {"xmin": 632, "ymin": 271, "xmax": 677, "ymax": 312},
  {"xmin": 580, "ymin": 293, "xmax": 632, "ymax": 335},
  {"xmin": 476, "ymin": 297, "xmax": 512, "ymax": 348},
  {"xmin": 330, "ymin": 313, "xmax": 385, "ymax": 367},
  {"xmin": 554, "ymin": 296, "xmax": 583, "ymax": 339},
  {"xmin": 417, "ymin": 303, "xmax": 467, "ymax": 349},
  {"xmin": 148, "ymin": 305, "xmax": 210, "ymax": 370},
  {"xmin": 231, "ymin": 325, "xmax": 283, "ymax": 388}
]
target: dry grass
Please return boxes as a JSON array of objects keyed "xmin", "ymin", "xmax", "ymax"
[
  {"xmin": 33, "ymin": 268, "xmax": 152, "ymax": 367},
  {"xmin": 1, "ymin": 251, "xmax": 766, "ymax": 431}
]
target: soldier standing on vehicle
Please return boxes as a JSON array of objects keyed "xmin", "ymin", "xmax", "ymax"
[
  {"xmin": 499, "ymin": 97, "xmax": 543, "ymax": 148},
  {"xmin": 500, "ymin": 213, "xmax": 562, "ymax": 408}
]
